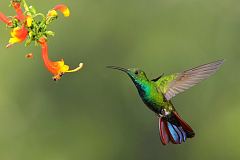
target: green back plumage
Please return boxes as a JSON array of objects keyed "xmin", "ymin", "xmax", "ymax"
[{"xmin": 155, "ymin": 74, "xmax": 178, "ymax": 93}]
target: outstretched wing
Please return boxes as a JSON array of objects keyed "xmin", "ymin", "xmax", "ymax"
[{"xmin": 155, "ymin": 60, "xmax": 224, "ymax": 100}]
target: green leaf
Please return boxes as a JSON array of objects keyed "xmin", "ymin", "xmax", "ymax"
[{"xmin": 45, "ymin": 31, "xmax": 55, "ymax": 36}]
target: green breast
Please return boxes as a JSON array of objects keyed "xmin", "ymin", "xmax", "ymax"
[{"xmin": 135, "ymin": 81, "xmax": 165, "ymax": 113}]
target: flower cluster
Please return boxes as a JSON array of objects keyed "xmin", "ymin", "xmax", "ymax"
[{"xmin": 0, "ymin": 0, "xmax": 83, "ymax": 80}]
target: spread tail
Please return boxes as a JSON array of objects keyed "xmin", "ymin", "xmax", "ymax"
[{"xmin": 159, "ymin": 111, "xmax": 195, "ymax": 145}]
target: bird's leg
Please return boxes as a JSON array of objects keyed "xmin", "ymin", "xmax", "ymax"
[{"xmin": 159, "ymin": 108, "xmax": 171, "ymax": 117}]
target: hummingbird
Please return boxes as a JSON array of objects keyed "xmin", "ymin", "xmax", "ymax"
[{"xmin": 107, "ymin": 60, "xmax": 224, "ymax": 145}]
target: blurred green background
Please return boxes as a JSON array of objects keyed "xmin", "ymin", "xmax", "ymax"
[{"xmin": 0, "ymin": 0, "xmax": 240, "ymax": 159}]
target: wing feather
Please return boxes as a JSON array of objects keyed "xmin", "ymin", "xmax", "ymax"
[{"xmin": 156, "ymin": 60, "xmax": 224, "ymax": 100}]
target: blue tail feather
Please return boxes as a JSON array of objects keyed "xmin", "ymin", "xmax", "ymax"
[
  {"xmin": 167, "ymin": 122, "xmax": 180, "ymax": 143},
  {"xmin": 179, "ymin": 126, "xmax": 187, "ymax": 142},
  {"xmin": 172, "ymin": 124, "xmax": 183, "ymax": 143}
]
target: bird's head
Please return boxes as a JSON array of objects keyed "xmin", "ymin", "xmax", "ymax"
[{"xmin": 107, "ymin": 66, "xmax": 149, "ymax": 84}]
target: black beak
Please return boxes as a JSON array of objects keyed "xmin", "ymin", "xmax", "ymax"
[{"xmin": 106, "ymin": 66, "xmax": 129, "ymax": 73}]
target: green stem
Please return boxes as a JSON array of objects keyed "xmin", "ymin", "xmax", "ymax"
[
  {"xmin": 22, "ymin": 0, "xmax": 29, "ymax": 12},
  {"xmin": 33, "ymin": 13, "xmax": 45, "ymax": 18}
]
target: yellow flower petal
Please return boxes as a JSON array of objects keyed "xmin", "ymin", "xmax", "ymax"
[
  {"xmin": 60, "ymin": 65, "xmax": 70, "ymax": 73},
  {"xmin": 11, "ymin": 27, "xmax": 19, "ymax": 37},
  {"xmin": 62, "ymin": 8, "xmax": 70, "ymax": 17},
  {"xmin": 47, "ymin": 10, "xmax": 58, "ymax": 17},
  {"xmin": 26, "ymin": 16, "xmax": 33, "ymax": 27},
  {"xmin": 9, "ymin": 37, "xmax": 21, "ymax": 44}
]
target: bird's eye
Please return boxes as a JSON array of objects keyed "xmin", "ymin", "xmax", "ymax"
[{"xmin": 134, "ymin": 70, "xmax": 139, "ymax": 75}]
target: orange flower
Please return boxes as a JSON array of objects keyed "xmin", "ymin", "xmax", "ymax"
[
  {"xmin": 11, "ymin": 1, "xmax": 25, "ymax": 21},
  {"xmin": 8, "ymin": 26, "xmax": 28, "ymax": 46},
  {"xmin": 39, "ymin": 38, "xmax": 83, "ymax": 81},
  {"xmin": 52, "ymin": 4, "xmax": 70, "ymax": 17},
  {"xmin": 0, "ymin": 12, "xmax": 12, "ymax": 26}
]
